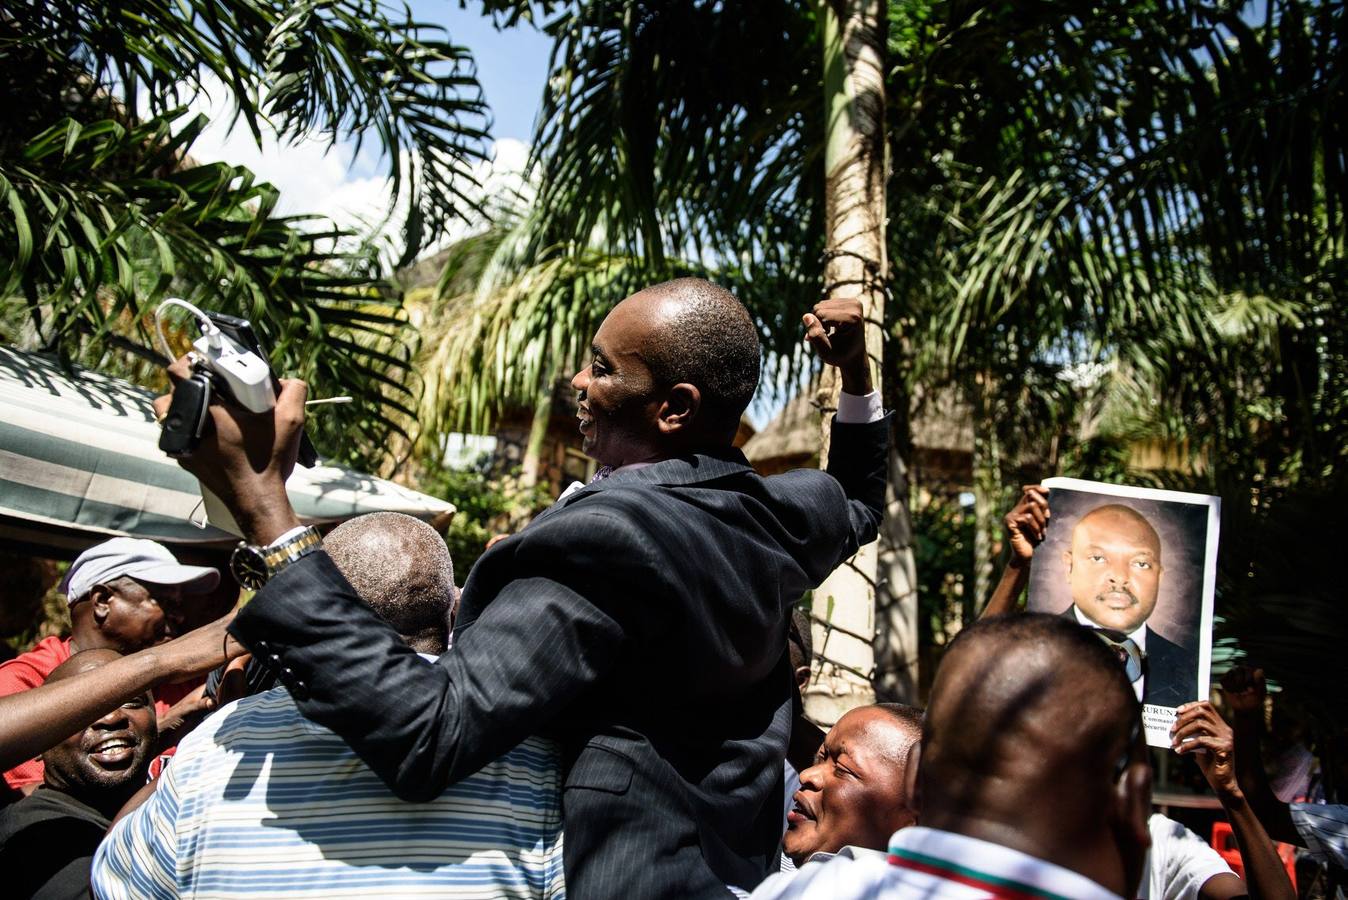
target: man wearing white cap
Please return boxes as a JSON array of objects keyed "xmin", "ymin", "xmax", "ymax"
[{"xmin": 0, "ymin": 538, "xmax": 218, "ymax": 800}]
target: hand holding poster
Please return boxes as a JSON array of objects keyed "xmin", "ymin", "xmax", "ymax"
[{"xmin": 1027, "ymin": 478, "xmax": 1221, "ymax": 747}]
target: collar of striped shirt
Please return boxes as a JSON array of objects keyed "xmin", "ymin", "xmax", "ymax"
[{"xmin": 887, "ymin": 827, "xmax": 1125, "ymax": 900}]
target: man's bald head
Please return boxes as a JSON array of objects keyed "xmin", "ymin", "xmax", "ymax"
[
  {"xmin": 47, "ymin": 647, "xmax": 125, "ymax": 683},
  {"xmin": 1076, "ymin": 505, "xmax": 1161, "ymax": 559},
  {"xmin": 629, "ymin": 278, "xmax": 761, "ymax": 437},
  {"xmin": 870, "ymin": 703, "xmax": 924, "ymax": 761},
  {"xmin": 325, "ymin": 513, "xmax": 456, "ymax": 655},
  {"xmin": 918, "ymin": 614, "xmax": 1149, "ymax": 896},
  {"xmin": 1065, "ymin": 503, "xmax": 1164, "ymax": 633}
]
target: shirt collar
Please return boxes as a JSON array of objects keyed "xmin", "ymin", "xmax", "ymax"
[
  {"xmin": 804, "ymin": 846, "xmax": 887, "ymax": 866},
  {"xmin": 888, "ymin": 827, "xmax": 1124, "ymax": 900},
  {"xmin": 1072, "ymin": 607, "xmax": 1147, "ymax": 701}
]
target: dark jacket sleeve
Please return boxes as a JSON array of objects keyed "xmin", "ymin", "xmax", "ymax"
[
  {"xmin": 229, "ymin": 505, "xmax": 650, "ymax": 801},
  {"xmin": 825, "ymin": 412, "xmax": 892, "ymax": 554}
]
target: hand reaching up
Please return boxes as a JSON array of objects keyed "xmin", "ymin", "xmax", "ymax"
[{"xmin": 1004, "ymin": 485, "xmax": 1049, "ymax": 566}]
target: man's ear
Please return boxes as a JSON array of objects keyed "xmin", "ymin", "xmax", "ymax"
[
  {"xmin": 88, "ymin": 584, "xmax": 113, "ymax": 627},
  {"xmin": 656, "ymin": 383, "xmax": 701, "ymax": 435},
  {"xmin": 794, "ymin": 665, "xmax": 811, "ymax": 693},
  {"xmin": 903, "ymin": 740, "xmax": 923, "ymax": 822},
  {"xmin": 1112, "ymin": 757, "xmax": 1153, "ymax": 887},
  {"xmin": 1061, "ymin": 550, "xmax": 1073, "ymax": 580}
]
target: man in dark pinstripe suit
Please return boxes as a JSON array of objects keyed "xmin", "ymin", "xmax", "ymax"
[{"xmin": 157, "ymin": 278, "xmax": 890, "ymax": 898}]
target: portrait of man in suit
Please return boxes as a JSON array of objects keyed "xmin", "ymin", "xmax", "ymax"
[{"xmin": 1060, "ymin": 502, "xmax": 1198, "ymax": 709}]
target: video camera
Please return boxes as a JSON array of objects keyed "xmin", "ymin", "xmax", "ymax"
[{"xmin": 155, "ymin": 299, "xmax": 318, "ymax": 467}]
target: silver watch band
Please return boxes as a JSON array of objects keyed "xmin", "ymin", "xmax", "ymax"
[{"xmin": 262, "ymin": 526, "xmax": 323, "ymax": 578}]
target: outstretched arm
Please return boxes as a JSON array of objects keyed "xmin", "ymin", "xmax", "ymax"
[
  {"xmin": 0, "ymin": 613, "xmax": 241, "ymax": 771},
  {"xmin": 228, "ymin": 507, "xmax": 644, "ymax": 800},
  {"xmin": 1173, "ymin": 701, "xmax": 1294, "ymax": 900},
  {"xmin": 981, "ymin": 485, "xmax": 1049, "ymax": 618},
  {"xmin": 1220, "ymin": 667, "xmax": 1300, "ymax": 846}
]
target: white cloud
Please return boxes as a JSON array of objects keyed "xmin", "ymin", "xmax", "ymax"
[{"xmin": 170, "ymin": 74, "xmax": 529, "ymax": 266}]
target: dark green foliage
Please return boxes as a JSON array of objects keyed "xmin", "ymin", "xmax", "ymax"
[
  {"xmin": 911, "ymin": 495, "xmax": 974, "ymax": 695},
  {"xmin": 416, "ymin": 455, "xmax": 550, "ymax": 584}
]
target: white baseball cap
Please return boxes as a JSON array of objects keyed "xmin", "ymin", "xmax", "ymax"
[{"xmin": 60, "ymin": 538, "xmax": 220, "ymax": 605}]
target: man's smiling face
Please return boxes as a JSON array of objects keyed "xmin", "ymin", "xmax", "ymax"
[
  {"xmin": 570, "ymin": 292, "xmax": 665, "ymax": 468},
  {"xmin": 1064, "ymin": 505, "xmax": 1164, "ymax": 633},
  {"xmin": 42, "ymin": 654, "xmax": 158, "ymax": 799}
]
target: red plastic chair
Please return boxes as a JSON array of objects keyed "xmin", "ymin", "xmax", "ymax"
[{"xmin": 1211, "ymin": 821, "xmax": 1297, "ymax": 890}]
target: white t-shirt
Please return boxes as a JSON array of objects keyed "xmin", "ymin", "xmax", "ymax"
[{"xmin": 1140, "ymin": 814, "xmax": 1235, "ymax": 900}]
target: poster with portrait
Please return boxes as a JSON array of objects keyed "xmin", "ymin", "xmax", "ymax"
[{"xmin": 1027, "ymin": 478, "xmax": 1221, "ymax": 748}]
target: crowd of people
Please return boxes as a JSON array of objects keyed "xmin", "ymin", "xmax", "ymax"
[{"xmin": 0, "ymin": 279, "xmax": 1342, "ymax": 899}]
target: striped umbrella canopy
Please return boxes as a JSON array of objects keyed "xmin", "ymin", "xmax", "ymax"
[{"xmin": 0, "ymin": 346, "xmax": 454, "ymax": 558}]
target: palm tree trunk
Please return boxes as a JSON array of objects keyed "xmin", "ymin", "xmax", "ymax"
[
  {"xmin": 520, "ymin": 379, "xmax": 555, "ymax": 489},
  {"xmin": 809, "ymin": 0, "xmax": 907, "ymax": 722}
]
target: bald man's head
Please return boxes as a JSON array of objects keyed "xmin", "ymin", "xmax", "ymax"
[
  {"xmin": 632, "ymin": 278, "xmax": 761, "ymax": 438},
  {"xmin": 918, "ymin": 614, "xmax": 1150, "ymax": 896},
  {"xmin": 1064, "ymin": 503, "xmax": 1164, "ymax": 633},
  {"xmin": 325, "ymin": 512, "xmax": 456, "ymax": 655}
]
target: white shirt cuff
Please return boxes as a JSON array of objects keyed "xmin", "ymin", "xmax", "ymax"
[
  {"xmin": 836, "ymin": 390, "xmax": 884, "ymax": 424},
  {"xmin": 266, "ymin": 525, "xmax": 311, "ymax": 549}
]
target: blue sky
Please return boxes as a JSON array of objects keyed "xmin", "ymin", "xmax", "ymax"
[{"xmin": 415, "ymin": 2, "xmax": 554, "ymax": 146}]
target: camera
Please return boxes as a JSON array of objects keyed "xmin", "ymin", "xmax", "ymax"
[{"xmin": 156, "ymin": 303, "xmax": 318, "ymax": 466}]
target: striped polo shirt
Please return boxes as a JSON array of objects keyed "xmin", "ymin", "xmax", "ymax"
[{"xmin": 92, "ymin": 665, "xmax": 564, "ymax": 899}]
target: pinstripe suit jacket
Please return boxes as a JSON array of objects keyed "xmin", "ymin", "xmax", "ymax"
[{"xmin": 230, "ymin": 415, "xmax": 889, "ymax": 899}]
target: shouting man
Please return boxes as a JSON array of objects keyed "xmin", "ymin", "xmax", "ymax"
[{"xmin": 154, "ymin": 280, "xmax": 889, "ymax": 898}]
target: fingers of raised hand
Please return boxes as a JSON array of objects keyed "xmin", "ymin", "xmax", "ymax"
[
  {"xmin": 1175, "ymin": 734, "xmax": 1227, "ymax": 758},
  {"xmin": 1022, "ymin": 485, "xmax": 1049, "ymax": 512},
  {"xmin": 275, "ymin": 378, "xmax": 308, "ymax": 433},
  {"xmin": 1171, "ymin": 701, "xmax": 1217, "ymax": 732},
  {"xmin": 166, "ymin": 353, "xmax": 196, "ymax": 381},
  {"xmin": 811, "ymin": 297, "xmax": 864, "ymax": 326},
  {"xmin": 801, "ymin": 313, "xmax": 832, "ymax": 352}
]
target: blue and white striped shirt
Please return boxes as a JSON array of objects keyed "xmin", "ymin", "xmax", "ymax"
[{"xmin": 92, "ymin": 666, "xmax": 564, "ymax": 899}]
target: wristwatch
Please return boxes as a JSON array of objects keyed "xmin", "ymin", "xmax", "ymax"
[{"xmin": 230, "ymin": 526, "xmax": 323, "ymax": 590}]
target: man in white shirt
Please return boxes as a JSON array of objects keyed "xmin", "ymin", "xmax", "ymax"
[
  {"xmin": 1142, "ymin": 813, "xmax": 1240, "ymax": 900},
  {"xmin": 751, "ymin": 613, "xmax": 1152, "ymax": 899}
]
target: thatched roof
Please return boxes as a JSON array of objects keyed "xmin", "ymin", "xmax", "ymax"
[
  {"xmin": 742, "ymin": 384, "xmax": 974, "ymax": 465},
  {"xmin": 741, "ymin": 392, "xmax": 822, "ymax": 463}
]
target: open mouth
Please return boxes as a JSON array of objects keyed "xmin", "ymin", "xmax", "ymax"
[
  {"xmin": 577, "ymin": 406, "xmax": 594, "ymax": 433},
  {"xmin": 786, "ymin": 795, "xmax": 816, "ymax": 828},
  {"xmin": 87, "ymin": 736, "xmax": 138, "ymax": 767}
]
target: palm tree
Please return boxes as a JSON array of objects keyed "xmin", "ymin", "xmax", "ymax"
[
  {"xmin": 0, "ymin": 0, "xmax": 492, "ymax": 466},
  {"xmin": 812, "ymin": 0, "xmax": 898, "ymax": 711},
  {"xmin": 892, "ymin": 0, "xmax": 1345, "ymax": 616}
]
